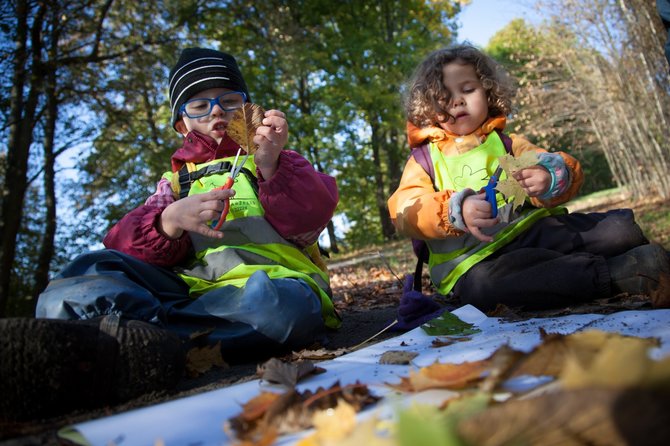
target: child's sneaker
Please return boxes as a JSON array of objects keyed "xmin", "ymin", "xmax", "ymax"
[
  {"xmin": 607, "ymin": 243, "xmax": 670, "ymax": 296},
  {"xmin": 0, "ymin": 315, "xmax": 185, "ymax": 421}
]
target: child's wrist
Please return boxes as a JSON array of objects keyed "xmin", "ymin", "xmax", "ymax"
[
  {"xmin": 448, "ymin": 188, "xmax": 476, "ymax": 231},
  {"xmin": 158, "ymin": 208, "xmax": 183, "ymax": 239}
]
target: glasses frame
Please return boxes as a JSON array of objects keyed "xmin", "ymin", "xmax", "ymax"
[{"xmin": 180, "ymin": 91, "xmax": 247, "ymax": 119}]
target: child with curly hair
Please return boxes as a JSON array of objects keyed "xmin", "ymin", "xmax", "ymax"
[{"xmin": 388, "ymin": 44, "xmax": 669, "ymax": 312}]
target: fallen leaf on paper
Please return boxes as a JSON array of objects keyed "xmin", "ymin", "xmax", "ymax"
[
  {"xmin": 379, "ymin": 350, "xmax": 418, "ymax": 365},
  {"xmin": 292, "ymin": 347, "xmax": 350, "ymax": 360},
  {"xmin": 298, "ymin": 411, "xmax": 393, "ymax": 446},
  {"xmin": 388, "ymin": 360, "xmax": 490, "ymax": 392},
  {"xmin": 509, "ymin": 329, "xmax": 659, "ymax": 380},
  {"xmin": 396, "ymin": 393, "xmax": 490, "ymax": 446},
  {"xmin": 257, "ymin": 358, "xmax": 325, "ymax": 388},
  {"xmin": 227, "ymin": 382, "xmax": 380, "ymax": 443},
  {"xmin": 560, "ymin": 334, "xmax": 670, "ymax": 389},
  {"xmin": 421, "ymin": 312, "xmax": 480, "ymax": 336},
  {"xmin": 430, "ymin": 337, "xmax": 471, "ymax": 348},
  {"xmin": 457, "ymin": 388, "xmax": 670, "ymax": 446}
]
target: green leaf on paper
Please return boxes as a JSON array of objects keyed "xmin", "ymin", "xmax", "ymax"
[{"xmin": 421, "ymin": 312, "xmax": 481, "ymax": 336}]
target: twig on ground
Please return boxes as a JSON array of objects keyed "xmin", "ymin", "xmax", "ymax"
[
  {"xmin": 377, "ymin": 250, "xmax": 404, "ymax": 288},
  {"xmin": 349, "ymin": 319, "xmax": 398, "ymax": 352}
]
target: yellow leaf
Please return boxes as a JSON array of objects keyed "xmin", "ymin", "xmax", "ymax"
[
  {"xmin": 495, "ymin": 178, "xmax": 527, "ymax": 213},
  {"xmin": 498, "ymin": 151, "xmax": 538, "ymax": 174},
  {"xmin": 560, "ymin": 332, "xmax": 670, "ymax": 389},
  {"xmin": 309, "ymin": 399, "xmax": 358, "ymax": 442},
  {"xmin": 495, "ymin": 151, "xmax": 538, "ymax": 212}
]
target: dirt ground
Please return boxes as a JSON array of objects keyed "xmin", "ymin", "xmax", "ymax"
[{"xmin": 1, "ymin": 194, "xmax": 669, "ymax": 445}]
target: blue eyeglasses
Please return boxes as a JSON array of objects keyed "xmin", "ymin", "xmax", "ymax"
[{"xmin": 180, "ymin": 91, "xmax": 247, "ymax": 118}]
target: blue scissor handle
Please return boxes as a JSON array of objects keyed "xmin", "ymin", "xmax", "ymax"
[{"xmin": 484, "ymin": 177, "xmax": 498, "ymax": 218}]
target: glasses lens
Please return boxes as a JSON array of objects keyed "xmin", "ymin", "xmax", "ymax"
[
  {"xmin": 184, "ymin": 99, "xmax": 211, "ymax": 118},
  {"xmin": 217, "ymin": 92, "xmax": 245, "ymax": 111}
]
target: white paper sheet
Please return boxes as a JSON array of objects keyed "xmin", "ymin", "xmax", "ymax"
[{"xmin": 60, "ymin": 306, "xmax": 670, "ymax": 446}]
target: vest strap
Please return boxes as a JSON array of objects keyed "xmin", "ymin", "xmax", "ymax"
[{"xmin": 177, "ymin": 161, "xmax": 234, "ymax": 199}]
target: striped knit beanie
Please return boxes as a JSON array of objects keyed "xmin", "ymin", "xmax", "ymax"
[{"xmin": 169, "ymin": 48, "xmax": 250, "ymax": 130}]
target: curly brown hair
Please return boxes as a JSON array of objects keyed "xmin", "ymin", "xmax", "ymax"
[{"xmin": 404, "ymin": 44, "xmax": 516, "ymax": 128}]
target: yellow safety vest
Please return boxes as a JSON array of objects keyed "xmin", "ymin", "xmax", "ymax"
[
  {"xmin": 162, "ymin": 156, "xmax": 340, "ymax": 329},
  {"xmin": 426, "ymin": 132, "xmax": 566, "ymax": 295}
]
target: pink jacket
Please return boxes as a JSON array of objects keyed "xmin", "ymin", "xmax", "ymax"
[{"xmin": 104, "ymin": 131, "xmax": 338, "ymax": 267}]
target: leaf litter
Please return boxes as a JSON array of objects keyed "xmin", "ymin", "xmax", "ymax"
[{"xmin": 234, "ymin": 328, "xmax": 670, "ymax": 445}]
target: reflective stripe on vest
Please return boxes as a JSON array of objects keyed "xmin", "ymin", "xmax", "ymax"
[
  {"xmin": 425, "ymin": 134, "xmax": 567, "ymax": 295},
  {"xmin": 163, "ymin": 156, "xmax": 340, "ymax": 329}
]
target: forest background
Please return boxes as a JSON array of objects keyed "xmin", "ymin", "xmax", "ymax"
[{"xmin": 1, "ymin": 0, "xmax": 669, "ymax": 318}]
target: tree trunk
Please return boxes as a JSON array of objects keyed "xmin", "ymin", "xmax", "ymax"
[
  {"xmin": 0, "ymin": 0, "xmax": 45, "ymax": 316},
  {"xmin": 326, "ymin": 220, "xmax": 339, "ymax": 254},
  {"xmin": 370, "ymin": 118, "xmax": 396, "ymax": 240},
  {"xmin": 32, "ymin": 8, "xmax": 60, "ymax": 306}
]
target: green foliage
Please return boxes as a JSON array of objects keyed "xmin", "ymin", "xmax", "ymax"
[{"xmin": 191, "ymin": 0, "xmax": 461, "ymax": 246}]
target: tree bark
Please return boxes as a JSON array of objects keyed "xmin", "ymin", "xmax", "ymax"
[
  {"xmin": 32, "ymin": 6, "xmax": 61, "ymax": 306},
  {"xmin": 0, "ymin": 0, "xmax": 45, "ymax": 316}
]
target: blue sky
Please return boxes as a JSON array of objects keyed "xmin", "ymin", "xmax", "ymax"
[{"xmin": 456, "ymin": 0, "xmax": 540, "ymax": 47}]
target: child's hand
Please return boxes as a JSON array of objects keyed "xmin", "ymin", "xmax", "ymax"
[
  {"xmin": 513, "ymin": 165, "xmax": 551, "ymax": 197},
  {"xmin": 159, "ymin": 188, "xmax": 236, "ymax": 239},
  {"xmin": 462, "ymin": 192, "xmax": 498, "ymax": 242},
  {"xmin": 253, "ymin": 109, "xmax": 289, "ymax": 179}
]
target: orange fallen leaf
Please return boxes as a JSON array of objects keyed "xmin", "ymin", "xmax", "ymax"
[
  {"xmin": 389, "ymin": 359, "xmax": 490, "ymax": 392},
  {"xmin": 239, "ymin": 392, "xmax": 283, "ymax": 422}
]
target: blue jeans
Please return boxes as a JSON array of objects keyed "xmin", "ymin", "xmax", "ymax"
[{"xmin": 36, "ymin": 250, "xmax": 327, "ymax": 360}]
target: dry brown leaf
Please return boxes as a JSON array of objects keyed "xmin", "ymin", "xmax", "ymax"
[
  {"xmin": 292, "ymin": 348, "xmax": 350, "ymax": 360},
  {"xmin": 379, "ymin": 350, "xmax": 418, "ymax": 365},
  {"xmin": 510, "ymin": 330, "xmax": 659, "ymax": 380},
  {"xmin": 457, "ymin": 388, "xmax": 670, "ymax": 446},
  {"xmin": 185, "ymin": 341, "xmax": 228, "ymax": 377},
  {"xmin": 257, "ymin": 358, "xmax": 325, "ymax": 388},
  {"xmin": 226, "ymin": 103, "xmax": 265, "ymax": 153},
  {"xmin": 388, "ymin": 359, "xmax": 490, "ymax": 392},
  {"xmin": 430, "ymin": 337, "xmax": 471, "ymax": 348},
  {"xmin": 228, "ymin": 382, "xmax": 380, "ymax": 443},
  {"xmin": 239, "ymin": 392, "xmax": 283, "ymax": 422}
]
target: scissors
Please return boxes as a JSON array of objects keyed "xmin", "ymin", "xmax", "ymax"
[
  {"xmin": 482, "ymin": 165, "xmax": 503, "ymax": 219},
  {"xmin": 211, "ymin": 148, "xmax": 250, "ymax": 231}
]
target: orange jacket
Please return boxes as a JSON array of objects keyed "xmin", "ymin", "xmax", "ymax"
[{"xmin": 388, "ymin": 117, "xmax": 583, "ymax": 240}]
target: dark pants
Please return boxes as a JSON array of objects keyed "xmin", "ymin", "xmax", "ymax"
[
  {"xmin": 453, "ymin": 209, "xmax": 648, "ymax": 311},
  {"xmin": 36, "ymin": 250, "xmax": 327, "ymax": 360}
]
